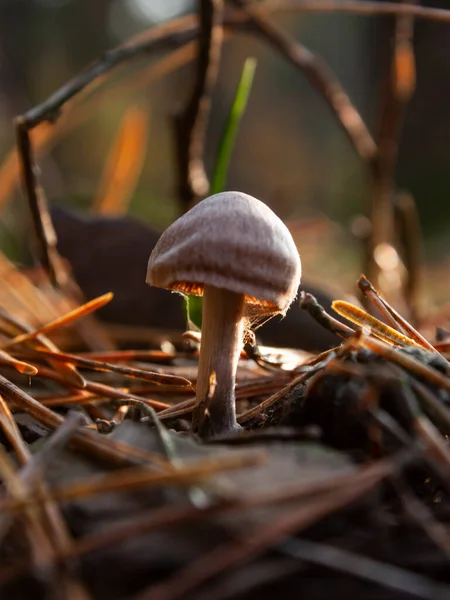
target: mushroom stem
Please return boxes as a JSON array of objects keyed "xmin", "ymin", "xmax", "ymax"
[{"xmin": 193, "ymin": 284, "xmax": 245, "ymax": 437}]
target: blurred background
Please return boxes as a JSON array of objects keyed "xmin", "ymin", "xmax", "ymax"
[{"xmin": 0, "ymin": 0, "xmax": 449, "ymax": 317}]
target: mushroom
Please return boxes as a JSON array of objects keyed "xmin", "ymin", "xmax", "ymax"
[{"xmin": 146, "ymin": 191, "xmax": 301, "ymax": 437}]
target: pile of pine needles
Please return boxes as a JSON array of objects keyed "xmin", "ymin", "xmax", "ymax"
[{"xmin": 1, "ymin": 2, "xmax": 450, "ymax": 599}]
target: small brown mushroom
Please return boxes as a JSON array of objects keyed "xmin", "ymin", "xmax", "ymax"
[{"xmin": 146, "ymin": 191, "xmax": 301, "ymax": 437}]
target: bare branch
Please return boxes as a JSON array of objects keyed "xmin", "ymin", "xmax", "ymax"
[
  {"xmin": 260, "ymin": 1, "xmax": 450, "ymax": 24},
  {"xmin": 14, "ymin": 119, "xmax": 63, "ymax": 288},
  {"xmin": 233, "ymin": 0, "xmax": 377, "ymax": 161},
  {"xmin": 173, "ymin": 0, "xmax": 225, "ymax": 210},
  {"xmin": 365, "ymin": 0, "xmax": 417, "ymax": 304}
]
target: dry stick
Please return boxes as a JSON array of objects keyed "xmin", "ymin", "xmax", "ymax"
[
  {"xmin": 232, "ymin": 0, "xmax": 376, "ymax": 162},
  {"xmin": 260, "ymin": 1, "xmax": 450, "ymax": 24},
  {"xmin": 0, "ymin": 41, "xmax": 197, "ymax": 212},
  {"xmin": 365, "ymin": 0, "xmax": 416, "ymax": 301},
  {"xmin": 174, "ymin": 0, "xmax": 225, "ymax": 210},
  {"xmin": 299, "ymin": 292, "xmax": 355, "ymax": 339},
  {"xmin": 15, "ymin": 120, "xmax": 62, "ymax": 287},
  {"xmin": 24, "ymin": 15, "xmax": 200, "ymax": 129},
  {"xmin": 15, "ymin": 123, "xmax": 114, "ymax": 352}
]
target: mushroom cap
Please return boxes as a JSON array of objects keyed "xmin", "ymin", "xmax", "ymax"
[{"xmin": 146, "ymin": 191, "xmax": 301, "ymax": 314}]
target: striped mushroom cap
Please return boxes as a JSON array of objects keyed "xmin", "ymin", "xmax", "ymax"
[{"xmin": 146, "ymin": 191, "xmax": 301, "ymax": 315}]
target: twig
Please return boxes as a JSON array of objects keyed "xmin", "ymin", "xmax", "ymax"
[
  {"xmin": 365, "ymin": 0, "xmax": 417, "ymax": 300},
  {"xmin": 15, "ymin": 120, "xmax": 64, "ymax": 288},
  {"xmin": 232, "ymin": 0, "xmax": 376, "ymax": 162},
  {"xmin": 299, "ymin": 292, "xmax": 355, "ymax": 339},
  {"xmin": 22, "ymin": 16, "xmax": 200, "ymax": 129},
  {"xmin": 260, "ymin": 1, "xmax": 450, "ymax": 24},
  {"xmin": 173, "ymin": 0, "xmax": 225, "ymax": 210}
]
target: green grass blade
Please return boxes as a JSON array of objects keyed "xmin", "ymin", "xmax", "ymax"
[{"xmin": 210, "ymin": 56, "xmax": 257, "ymax": 195}]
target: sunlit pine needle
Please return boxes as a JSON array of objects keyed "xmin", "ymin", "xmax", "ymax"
[
  {"xmin": 2, "ymin": 292, "xmax": 114, "ymax": 349},
  {"xmin": 0, "ymin": 350, "xmax": 37, "ymax": 376},
  {"xmin": 332, "ymin": 300, "xmax": 422, "ymax": 348}
]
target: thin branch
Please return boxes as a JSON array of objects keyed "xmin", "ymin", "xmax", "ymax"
[
  {"xmin": 14, "ymin": 121, "xmax": 63, "ymax": 287},
  {"xmin": 173, "ymin": 0, "xmax": 225, "ymax": 210},
  {"xmin": 260, "ymin": 1, "xmax": 450, "ymax": 24},
  {"xmin": 233, "ymin": 0, "xmax": 377, "ymax": 162},
  {"xmin": 22, "ymin": 16, "xmax": 200, "ymax": 129},
  {"xmin": 364, "ymin": 0, "xmax": 417, "ymax": 299}
]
